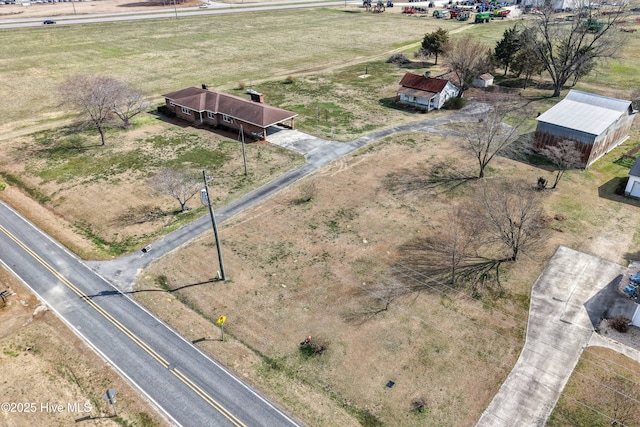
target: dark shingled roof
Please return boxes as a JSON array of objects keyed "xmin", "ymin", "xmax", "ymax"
[
  {"xmin": 162, "ymin": 87, "xmax": 297, "ymax": 128},
  {"xmin": 630, "ymin": 156, "xmax": 640, "ymax": 178},
  {"xmin": 399, "ymin": 73, "xmax": 450, "ymax": 93}
]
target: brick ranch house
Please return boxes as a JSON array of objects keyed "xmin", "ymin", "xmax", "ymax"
[{"xmin": 161, "ymin": 86, "xmax": 298, "ymax": 142}]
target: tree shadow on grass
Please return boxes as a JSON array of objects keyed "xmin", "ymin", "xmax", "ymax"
[
  {"xmin": 76, "ymin": 415, "xmax": 116, "ymax": 423},
  {"xmin": 384, "ymin": 162, "xmax": 477, "ymax": 197},
  {"xmin": 29, "ymin": 123, "xmax": 105, "ymax": 157}
]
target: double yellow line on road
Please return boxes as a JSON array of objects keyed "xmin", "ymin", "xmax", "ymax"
[{"xmin": 0, "ymin": 224, "xmax": 245, "ymax": 427}]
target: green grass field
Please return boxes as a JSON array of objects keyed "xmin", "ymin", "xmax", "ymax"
[
  {"xmin": 3, "ymin": 7, "xmax": 638, "ymax": 136},
  {"xmin": 1, "ymin": 8, "xmax": 460, "ymax": 129}
]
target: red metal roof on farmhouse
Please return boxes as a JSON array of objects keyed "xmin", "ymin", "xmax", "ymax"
[
  {"xmin": 399, "ymin": 73, "xmax": 450, "ymax": 93},
  {"xmin": 162, "ymin": 87, "xmax": 298, "ymax": 128}
]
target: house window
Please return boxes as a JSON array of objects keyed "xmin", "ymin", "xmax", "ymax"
[
  {"xmin": 207, "ymin": 112, "xmax": 215, "ymax": 119},
  {"xmin": 222, "ymin": 114, "xmax": 232, "ymax": 123},
  {"xmin": 169, "ymin": 101, "xmax": 175, "ymax": 107},
  {"xmin": 181, "ymin": 107, "xmax": 190, "ymax": 115}
]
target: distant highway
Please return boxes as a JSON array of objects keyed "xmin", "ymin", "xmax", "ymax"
[{"xmin": 0, "ymin": 0, "xmax": 359, "ymax": 28}]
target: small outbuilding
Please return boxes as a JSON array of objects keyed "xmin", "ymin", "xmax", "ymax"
[
  {"xmin": 625, "ymin": 157, "xmax": 640, "ymax": 199},
  {"xmin": 472, "ymin": 73, "xmax": 494, "ymax": 88},
  {"xmin": 161, "ymin": 86, "xmax": 297, "ymax": 142},
  {"xmin": 396, "ymin": 73, "xmax": 459, "ymax": 111},
  {"xmin": 534, "ymin": 90, "xmax": 636, "ymax": 168}
]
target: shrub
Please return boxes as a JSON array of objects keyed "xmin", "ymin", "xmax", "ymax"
[
  {"xmin": 295, "ymin": 180, "xmax": 317, "ymax": 204},
  {"xmin": 299, "ymin": 337, "xmax": 329, "ymax": 358},
  {"xmin": 238, "ymin": 81, "xmax": 246, "ymax": 91},
  {"xmin": 285, "ymin": 75, "xmax": 296, "ymax": 84},
  {"xmin": 609, "ymin": 315, "xmax": 630, "ymax": 333},
  {"xmin": 411, "ymin": 397, "xmax": 428, "ymax": 414},
  {"xmin": 387, "ymin": 53, "xmax": 411, "ymax": 65},
  {"xmin": 442, "ymin": 96, "xmax": 466, "ymax": 110},
  {"xmin": 0, "ymin": 179, "xmax": 6, "ymax": 191},
  {"xmin": 537, "ymin": 177, "xmax": 548, "ymax": 191}
]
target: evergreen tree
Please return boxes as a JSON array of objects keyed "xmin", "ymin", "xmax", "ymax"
[
  {"xmin": 494, "ymin": 25, "xmax": 521, "ymax": 76},
  {"xmin": 421, "ymin": 28, "xmax": 449, "ymax": 65}
]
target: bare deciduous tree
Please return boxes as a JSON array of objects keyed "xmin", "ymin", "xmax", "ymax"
[
  {"xmin": 470, "ymin": 180, "xmax": 547, "ymax": 264},
  {"xmin": 112, "ymin": 84, "xmax": 151, "ymax": 128},
  {"xmin": 59, "ymin": 75, "xmax": 121, "ymax": 146},
  {"xmin": 444, "ymin": 35, "xmax": 492, "ymax": 96},
  {"xmin": 395, "ymin": 180, "xmax": 548, "ymax": 295},
  {"xmin": 59, "ymin": 75, "xmax": 150, "ymax": 144},
  {"xmin": 453, "ymin": 99, "xmax": 529, "ymax": 179},
  {"xmin": 527, "ymin": 0, "xmax": 627, "ymax": 97},
  {"xmin": 150, "ymin": 168, "xmax": 201, "ymax": 212},
  {"xmin": 536, "ymin": 140, "xmax": 584, "ymax": 189}
]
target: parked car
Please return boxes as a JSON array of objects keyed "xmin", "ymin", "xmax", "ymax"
[{"xmin": 43, "ymin": 19, "xmax": 56, "ymax": 24}]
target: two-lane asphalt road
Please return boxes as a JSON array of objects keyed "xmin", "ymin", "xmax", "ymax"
[{"xmin": 0, "ymin": 200, "xmax": 301, "ymax": 427}]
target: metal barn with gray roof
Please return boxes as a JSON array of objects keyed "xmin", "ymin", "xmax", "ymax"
[{"xmin": 534, "ymin": 90, "xmax": 636, "ymax": 167}]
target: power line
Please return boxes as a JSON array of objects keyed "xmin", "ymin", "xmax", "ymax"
[{"xmin": 561, "ymin": 394, "xmax": 629, "ymax": 427}]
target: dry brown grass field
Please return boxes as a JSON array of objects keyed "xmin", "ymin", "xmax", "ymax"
[
  {"xmin": 134, "ymin": 118, "xmax": 640, "ymax": 426},
  {"xmin": 2, "ymin": 3, "xmax": 640, "ymax": 426},
  {"xmin": 549, "ymin": 346, "xmax": 640, "ymax": 426}
]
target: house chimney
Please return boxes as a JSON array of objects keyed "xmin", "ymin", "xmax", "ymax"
[
  {"xmin": 246, "ymin": 89, "xmax": 264, "ymax": 103},
  {"xmin": 424, "ymin": 71, "xmax": 431, "ymax": 78},
  {"xmin": 202, "ymin": 83, "xmax": 208, "ymax": 90}
]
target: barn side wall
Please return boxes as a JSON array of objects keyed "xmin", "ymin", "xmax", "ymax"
[
  {"xmin": 534, "ymin": 125, "xmax": 594, "ymax": 167},
  {"xmin": 586, "ymin": 112, "xmax": 635, "ymax": 166}
]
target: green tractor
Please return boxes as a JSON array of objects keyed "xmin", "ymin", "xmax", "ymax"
[
  {"xmin": 475, "ymin": 11, "xmax": 490, "ymax": 23},
  {"xmin": 584, "ymin": 18, "xmax": 604, "ymax": 32}
]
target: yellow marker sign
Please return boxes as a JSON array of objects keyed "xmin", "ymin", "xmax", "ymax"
[{"xmin": 217, "ymin": 315, "xmax": 226, "ymax": 325}]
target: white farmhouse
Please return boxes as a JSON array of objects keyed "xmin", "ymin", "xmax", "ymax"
[{"xmin": 396, "ymin": 73, "xmax": 460, "ymax": 112}]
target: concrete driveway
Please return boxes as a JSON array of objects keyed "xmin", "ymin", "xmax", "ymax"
[
  {"xmin": 476, "ymin": 246, "xmax": 636, "ymax": 426},
  {"xmin": 267, "ymin": 125, "xmax": 330, "ymax": 155}
]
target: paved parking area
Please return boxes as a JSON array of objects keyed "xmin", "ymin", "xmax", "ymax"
[{"xmin": 476, "ymin": 246, "xmax": 635, "ymax": 427}]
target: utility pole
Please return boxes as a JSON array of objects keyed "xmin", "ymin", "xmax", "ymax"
[
  {"xmin": 239, "ymin": 125, "xmax": 247, "ymax": 176},
  {"xmin": 202, "ymin": 170, "xmax": 226, "ymax": 280}
]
